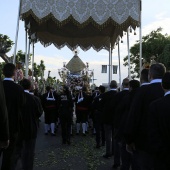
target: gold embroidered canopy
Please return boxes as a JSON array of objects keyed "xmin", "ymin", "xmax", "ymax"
[{"xmin": 20, "ymin": 0, "xmax": 140, "ymax": 51}]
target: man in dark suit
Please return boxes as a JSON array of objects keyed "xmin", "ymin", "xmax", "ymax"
[
  {"xmin": 13, "ymin": 79, "xmax": 42, "ymax": 170},
  {"xmin": 112, "ymin": 78, "xmax": 129, "ymax": 169},
  {"xmin": 0, "ymin": 77, "xmax": 9, "ymax": 149},
  {"xmin": 101, "ymin": 80, "xmax": 118, "ymax": 158},
  {"xmin": 114, "ymin": 80, "xmax": 140, "ymax": 170},
  {"xmin": 125, "ymin": 63, "xmax": 166, "ymax": 170},
  {"xmin": 148, "ymin": 72, "xmax": 170, "ymax": 170},
  {"xmin": 91, "ymin": 85, "xmax": 106, "ymax": 148},
  {"xmin": 0, "ymin": 63, "xmax": 24, "ymax": 170}
]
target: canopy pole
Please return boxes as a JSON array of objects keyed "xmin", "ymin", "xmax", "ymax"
[
  {"xmin": 25, "ymin": 25, "xmax": 28, "ymax": 78},
  {"xmin": 25, "ymin": 38, "xmax": 31, "ymax": 79},
  {"xmin": 13, "ymin": 0, "xmax": 22, "ymax": 64},
  {"xmin": 110, "ymin": 43, "xmax": 113, "ymax": 81},
  {"xmin": 127, "ymin": 28, "xmax": 131, "ymax": 80},
  {"xmin": 32, "ymin": 42, "xmax": 35, "ymax": 80},
  {"xmin": 118, "ymin": 40, "xmax": 121, "ymax": 88},
  {"xmin": 108, "ymin": 46, "xmax": 111, "ymax": 87},
  {"xmin": 139, "ymin": 0, "xmax": 142, "ymax": 77},
  {"xmin": 92, "ymin": 69, "xmax": 94, "ymax": 85}
]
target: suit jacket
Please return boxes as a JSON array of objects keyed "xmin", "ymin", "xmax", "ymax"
[
  {"xmin": 149, "ymin": 94, "xmax": 170, "ymax": 154},
  {"xmin": 21, "ymin": 92, "xmax": 42, "ymax": 140},
  {"xmin": 3, "ymin": 80, "xmax": 24, "ymax": 136},
  {"xmin": 100, "ymin": 90, "xmax": 117, "ymax": 124},
  {"xmin": 125, "ymin": 83, "xmax": 164, "ymax": 151},
  {"xmin": 0, "ymin": 78, "xmax": 9, "ymax": 141},
  {"xmin": 113, "ymin": 89, "xmax": 129, "ymax": 128},
  {"xmin": 114, "ymin": 89, "xmax": 138, "ymax": 141}
]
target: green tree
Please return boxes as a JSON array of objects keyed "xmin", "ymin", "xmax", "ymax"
[
  {"xmin": 0, "ymin": 34, "xmax": 14, "ymax": 63},
  {"xmin": 124, "ymin": 27, "xmax": 170, "ymax": 78},
  {"xmin": 33, "ymin": 60, "xmax": 46, "ymax": 81},
  {"xmin": 0, "ymin": 62, "xmax": 5, "ymax": 78}
]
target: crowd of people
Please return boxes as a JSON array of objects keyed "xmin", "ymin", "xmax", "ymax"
[{"xmin": 0, "ymin": 62, "xmax": 170, "ymax": 170}]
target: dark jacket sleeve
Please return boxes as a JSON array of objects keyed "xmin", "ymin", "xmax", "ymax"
[
  {"xmin": 33, "ymin": 96, "xmax": 43, "ymax": 118},
  {"xmin": 0, "ymin": 78, "xmax": 9, "ymax": 141},
  {"xmin": 124, "ymin": 90, "xmax": 143, "ymax": 144}
]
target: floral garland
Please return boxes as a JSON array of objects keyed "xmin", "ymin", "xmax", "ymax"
[{"xmin": 66, "ymin": 74, "xmax": 84, "ymax": 90}]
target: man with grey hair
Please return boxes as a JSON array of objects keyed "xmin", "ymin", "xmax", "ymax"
[
  {"xmin": 100, "ymin": 80, "xmax": 118, "ymax": 158},
  {"xmin": 125, "ymin": 63, "xmax": 166, "ymax": 170}
]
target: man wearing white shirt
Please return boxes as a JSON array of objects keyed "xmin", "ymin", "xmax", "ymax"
[
  {"xmin": 148, "ymin": 72, "xmax": 170, "ymax": 170},
  {"xmin": 125, "ymin": 63, "xmax": 166, "ymax": 170},
  {"xmin": 100, "ymin": 80, "xmax": 118, "ymax": 158},
  {"xmin": 0, "ymin": 63, "xmax": 24, "ymax": 170}
]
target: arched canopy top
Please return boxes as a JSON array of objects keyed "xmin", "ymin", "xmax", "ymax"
[{"xmin": 20, "ymin": 0, "xmax": 140, "ymax": 51}]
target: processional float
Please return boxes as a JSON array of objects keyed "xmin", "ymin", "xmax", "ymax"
[{"xmin": 58, "ymin": 49, "xmax": 93, "ymax": 92}]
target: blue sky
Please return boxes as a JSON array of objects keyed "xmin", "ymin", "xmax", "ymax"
[{"xmin": 0, "ymin": 0, "xmax": 170, "ymax": 86}]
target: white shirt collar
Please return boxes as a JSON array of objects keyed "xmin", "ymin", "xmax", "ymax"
[
  {"xmin": 123, "ymin": 88, "xmax": 129, "ymax": 90},
  {"xmin": 110, "ymin": 88, "xmax": 117, "ymax": 91},
  {"xmin": 150, "ymin": 79, "xmax": 162, "ymax": 84},
  {"xmin": 164, "ymin": 91, "xmax": 170, "ymax": 96},
  {"xmin": 24, "ymin": 90, "xmax": 30, "ymax": 93},
  {"xmin": 4, "ymin": 78, "xmax": 14, "ymax": 81},
  {"xmin": 141, "ymin": 82, "xmax": 150, "ymax": 86}
]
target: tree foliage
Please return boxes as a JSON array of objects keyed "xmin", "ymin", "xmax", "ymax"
[
  {"xmin": 124, "ymin": 28, "xmax": 170, "ymax": 78},
  {"xmin": 0, "ymin": 34, "xmax": 14, "ymax": 54}
]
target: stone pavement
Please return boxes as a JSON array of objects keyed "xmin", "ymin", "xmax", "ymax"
[{"xmin": 33, "ymin": 117, "xmax": 115, "ymax": 170}]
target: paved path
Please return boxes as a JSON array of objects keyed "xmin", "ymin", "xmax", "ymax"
[{"xmin": 34, "ymin": 117, "xmax": 114, "ymax": 170}]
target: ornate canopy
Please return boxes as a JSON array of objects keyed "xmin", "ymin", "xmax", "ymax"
[{"xmin": 20, "ymin": 0, "xmax": 140, "ymax": 51}]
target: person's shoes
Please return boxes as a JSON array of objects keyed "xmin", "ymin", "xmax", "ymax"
[
  {"xmin": 76, "ymin": 133, "xmax": 79, "ymax": 135},
  {"xmin": 51, "ymin": 133, "xmax": 56, "ymax": 136},
  {"xmin": 103, "ymin": 154, "xmax": 112, "ymax": 158},
  {"xmin": 44, "ymin": 132, "xmax": 48, "ymax": 135},
  {"xmin": 82, "ymin": 133, "xmax": 86, "ymax": 136},
  {"xmin": 102, "ymin": 142, "xmax": 105, "ymax": 146},
  {"xmin": 112, "ymin": 164, "xmax": 120, "ymax": 169}
]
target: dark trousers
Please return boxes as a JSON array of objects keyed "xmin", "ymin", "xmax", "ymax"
[
  {"xmin": 104, "ymin": 124, "xmax": 113, "ymax": 155},
  {"xmin": 12, "ymin": 138, "xmax": 36, "ymax": 170},
  {"xmin": 60, "ymin": 118, "xmax": 71, "ymax": 143},
  {"xmin": 94, "ymin": 122, "xmax": 105, "ymax": 146},
  {"xmin": 0, "ymin": 133, "xmax": 18, "ymax": 170},
  {"xmin": 120, "ymin": 141, "xmax": 138, "ymax": 170},
  {"xmin": 22, "ymin": 139, "xmax": 36, "ymax": 170},
  {"xmin": 113, "ymin": 139, "xmax": 121, "ymax": 166}
]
